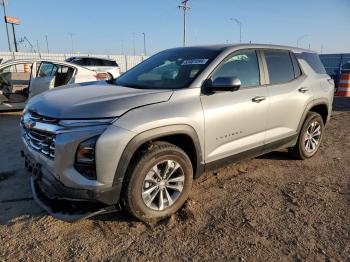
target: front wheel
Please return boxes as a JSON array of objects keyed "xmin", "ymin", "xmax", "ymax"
[
  {"xmin": 290, "ymin": 112, "xmax": 325, "ymax": 159},
  {"xmin": 122, "ymin": 141, "xmax": 193, "ymax": 222}
]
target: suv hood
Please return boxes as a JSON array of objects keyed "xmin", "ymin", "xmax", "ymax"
[{"xmin": 26, "ymin": 84, "xmax": 173, "ymax": 119}]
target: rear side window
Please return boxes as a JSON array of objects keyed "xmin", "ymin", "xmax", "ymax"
[
  {"xmin": 102, "ymin": 60, "xmax": 118, "ymax": 67},
  {"xmin": 264, "ymin": 50, "xmax": 295, "ymax": 85},
  {"xmin": 68, "ymin": 58, "xmax": 87, "ymax": 66},
  {"xmin": 89, "ymin": 59, "xmax": 103, "ymax": 66},
  {"xmin": 296, "ymin": 52, "xmax": 326, "ymax": 74}
]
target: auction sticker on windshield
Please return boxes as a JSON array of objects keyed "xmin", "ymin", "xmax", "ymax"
[{"xmin": 181, "ymin": 59, "xmax": 209, "ymax": 65}]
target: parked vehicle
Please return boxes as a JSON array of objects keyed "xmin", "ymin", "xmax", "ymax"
[
  {"xmin": 0, "ymin": 59, "xmax": 104, "ymax": 111},
  {"xmin": 21, "ymin": 44, "xmax": 334, "ymax": 222},
  {"xmin": 341, "ymin": 61, "xmax": 350, "ymax": 74},
  {"xmin": 65, "ymin": 56, "xmax": 121, "ymax": 79}
]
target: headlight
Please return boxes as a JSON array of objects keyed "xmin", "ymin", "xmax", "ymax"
[
  {"xmin": 59, "ymin": 118, "xmax": 116, "ymax": 127},
  {"xmin": 74, "ymin": 136, "xmax": 99, "ymax": 180}
]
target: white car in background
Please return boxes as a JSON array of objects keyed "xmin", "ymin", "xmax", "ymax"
[
  {"xmin": 0, "ymin": 59, "xmax": 105, "ymax": 111},
  {"xmin": 65, "ymin": 56, "xmax": 121, "ymax": 79}
]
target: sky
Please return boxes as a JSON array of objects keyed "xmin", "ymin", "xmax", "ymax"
[{"xmin": 1, "ymin": 0, "xmax": 349, "ymax": 55}]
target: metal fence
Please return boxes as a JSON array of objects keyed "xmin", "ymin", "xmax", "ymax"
[
  {"xmin": 320, "ymin": 53, "xmax": 350, "ymax": 77},
  {"xmin": 0, "ymin": 52, "xmax": 148, "ymax": 72}
]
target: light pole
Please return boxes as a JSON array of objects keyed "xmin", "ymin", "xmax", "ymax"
[
  {"xmin": 45, "ymin": 35, "xmax": 49, "ymax": 53},
  {"xmin": 178, "ymin": 0, "xmax": 190, "ymax": 46},
  {"xmin": 1, "ymin": 0, "xmax": 12, "ymax": 52},
  {"xmin": 142, "ymin": 32, "xmax": 146, "ymax": 56},
  {"xmin": 69, "ymin": 33, "xmax": 75, "ymax": 53},
  {"xmin": 120, "ymin": 40, "xmax": 124, "ymax": 55},
  {"xmin": 36, "ymin": 39, "xmax": 40, "ymax": 53},
  {"xmin": 296, "ymin": 34, "xmax": 308, "ymax": 47},
  {"xmin": 132, "ymin": 33, "xmax": 135, "ymax": 56},
  {"xmin": 230, "ymin": 17, "xmax": 242, "ymax": 43}
]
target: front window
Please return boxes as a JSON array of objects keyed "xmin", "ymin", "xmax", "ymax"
[
  {"xmin": 211, "ymin": 50, "xmax": 260, "ymax": 88},
  {"xmin": 37, "ymin": 62, "xmax": 59, "ymax": 77},
  {"xmin": 115, "ymin": 48, "xmax": 221, "ymax": 89}
]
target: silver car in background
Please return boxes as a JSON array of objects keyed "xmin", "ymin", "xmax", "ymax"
[{"xmin": 20, "ymin": 44, "xmax": 334, "ymax": 222}]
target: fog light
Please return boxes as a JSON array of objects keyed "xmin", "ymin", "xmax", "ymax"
[{"xmin": 74, "ymin": 136, "xmax": 99, "ymax": 180}]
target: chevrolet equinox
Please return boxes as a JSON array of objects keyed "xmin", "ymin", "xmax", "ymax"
[{"xmin": 21, "ymin": 44, "xmax": 334, "ymax": 222}]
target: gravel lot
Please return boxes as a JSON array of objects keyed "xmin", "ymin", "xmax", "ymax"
[{"xmin": 0, "ymin": 98, "xmax": 349, "ymax": 261}]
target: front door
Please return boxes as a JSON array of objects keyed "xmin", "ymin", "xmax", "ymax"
[
  {"xmin": 0, "ymin": 63, "xmax": 33, "ymax": 105},
  {"xmin": 200, "ymin": 49, "xmax": 269, "ymax": 164}
]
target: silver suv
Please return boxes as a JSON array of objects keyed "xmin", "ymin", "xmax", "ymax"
[{"xmin": 21, "ymin": 44, "xmax": 334, "ymax": 222}]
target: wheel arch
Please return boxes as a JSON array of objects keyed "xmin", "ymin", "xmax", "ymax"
[
  {"xmin": 297, "ymin": 100, "xmax": 329, "ymax": 133},
  {"xmin": 113, "ymin": 125, "xmax": 204, "ymax": 187}
]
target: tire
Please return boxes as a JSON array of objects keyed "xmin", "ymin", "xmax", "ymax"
[
  {"xmin": 107, "ymin": 73, "xmax": 113, "ymax": 80},
  {"xmin": 122, "ymin": 141, "xmax": 193, "ymax": 222},
  {"xmin": 289, "ymin": 112, "xmax": 325, "ymax": 160}
]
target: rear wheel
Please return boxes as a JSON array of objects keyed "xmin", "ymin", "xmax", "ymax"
[
  {"xmin": 290, "ymin": 112, "xmax": 324, "ymax": 159},
  {"xmin": 122, "ymin": 141, "xmax": 193, "ymax": 222}
]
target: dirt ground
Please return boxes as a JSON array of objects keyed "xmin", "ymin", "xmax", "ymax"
[{"xmin": 0, "ymin": 98, "xmax": 349, "ymax": 261}]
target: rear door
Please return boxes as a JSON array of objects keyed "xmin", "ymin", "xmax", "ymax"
[{"xmin": 262, "ymin": 50, "xmax": 313, "ymax": 144}]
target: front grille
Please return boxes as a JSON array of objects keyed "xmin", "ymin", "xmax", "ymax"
[
  {"xmin": 24, "ymin": 128, "xmax": 56, "ymax": 158},
  {"xmin": 22, "ymin": 111, "xmax": 56, "ymax": 159},
  {"xmin": 28, "ymin": 111, "xmax": 57, "ymax": 123}
]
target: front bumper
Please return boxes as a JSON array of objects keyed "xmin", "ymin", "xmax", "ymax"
[
  {"xmin": 20, "ymin": 119, "xmax": 135, "ymax": 221},
  {"xmin": 30, "ymin": 177, "xmax": 118, "ymax": 222},
  {"xmin": 23, "ymin": 152, "xmax": 121, "ymax": 221}
]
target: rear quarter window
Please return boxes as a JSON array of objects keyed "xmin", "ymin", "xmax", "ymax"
[
  {"xmin": 296, "ymin": 52, "xmax": 326, "ymax": 74},
  {"xmin": 103, "ymin": 60, "xmax": 118, "ymax": 67}
]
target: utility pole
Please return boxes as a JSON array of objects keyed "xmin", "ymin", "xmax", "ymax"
[
  {"xmin": 296, "ymin": 34, "xmax": 308, "ymax": 47},
  {"xmin": 45, "ymin": 35, "xmax": 49, "ymax": 53},
  {"xmin": 1, "ymin": 0, "xmax": 12, "ymax": 52},
  {"xmin": 69, "ymin": 33, "xmax": 74, "ymax": 53},
  {"xmin": 230, "ymin": 18, "xmax": 242, "ymax": 43},
  {"xmin": 11, "ymin": 23, "xmax": 17, "ymax": 51},
  {"xmin": 178, "ymin": 0, "xmax": 190, "ymax": 46},
  {"xmin": 142, "ymin": 32, "xmax": 146, "ymax": 56}
]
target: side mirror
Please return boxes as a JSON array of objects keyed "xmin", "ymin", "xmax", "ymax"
[{"xmin": 209, "ymin": 77, "xmax": 241, "ymax": 92}]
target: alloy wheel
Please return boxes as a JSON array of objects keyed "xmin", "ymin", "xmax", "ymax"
[
  {"xmin": 304, "ymin": 121, "xmax": 321, "ymax": 153},
  {"xmin": 141, "ymin": 160, "xmax": 185, "ymax": 211}
]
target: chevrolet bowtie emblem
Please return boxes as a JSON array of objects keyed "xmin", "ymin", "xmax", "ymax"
[{"xmin": 24, "ymin": 118, "xmax": 36, "ymax": 129}]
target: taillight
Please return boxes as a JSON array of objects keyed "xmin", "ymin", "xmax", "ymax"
[{"xmin": 94, "ymin": 72, "xmax": 109, "ymax": 80}]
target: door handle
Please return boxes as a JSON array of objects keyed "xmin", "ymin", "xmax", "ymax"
[
  {"xmin": 298, "ymin": 87, "xmax": 309, "ymax": 93},
  {"xmin": 252, "ymin": 96, "xmax": 266, "ymax": 103}
]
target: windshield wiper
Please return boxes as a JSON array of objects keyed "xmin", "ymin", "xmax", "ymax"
[{"xmin": 115, "ymin": 82, "xmax": 145, "ymax": 89}]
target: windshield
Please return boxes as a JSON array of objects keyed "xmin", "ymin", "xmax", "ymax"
[{"xmin": 115, "ymin": 48, "xmax": 221, "ymax": 89}]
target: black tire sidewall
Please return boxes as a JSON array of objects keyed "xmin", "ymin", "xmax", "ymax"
[
  {"xmin": 297, "ymin": 113, "xmax": 324, "ymax": 159},
  {"xmin": 124, "ymin": 144, "xmax": 193, "ymax": 221}
]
